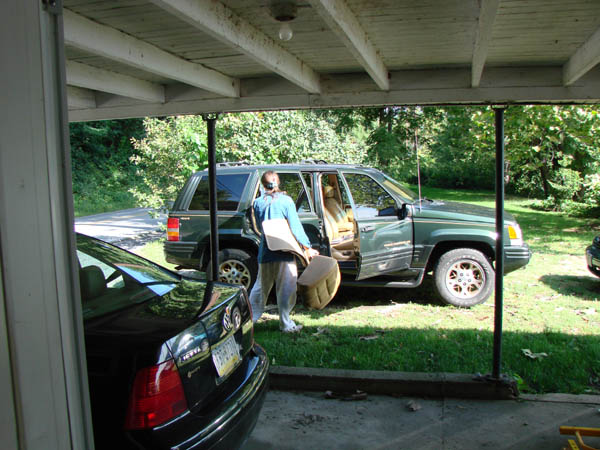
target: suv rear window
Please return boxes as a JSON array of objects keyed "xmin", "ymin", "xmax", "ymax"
[{"xmin": 189, "ymin": 173, "xmax": 249, "ymax": 211}]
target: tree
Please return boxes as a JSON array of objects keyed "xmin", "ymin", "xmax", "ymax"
[
  {"xmin": 69, "ymin": 118, "xmax": 145, "ymax": 215},
  {"xmin": 505, "ymin": 106, "xmax": 600, "ymax": 212},
  {"xmin": 130, "ymin": 111, "xmax": 368, "ymax": 208}
]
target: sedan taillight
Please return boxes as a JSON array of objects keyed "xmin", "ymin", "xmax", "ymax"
[
  {"xmin": 167, "ymin": 217, "xmax": 180, "ymax": 241},
  {"xmin": 124, "ymin": 359, "xmax": 188, "ymax": 429}
]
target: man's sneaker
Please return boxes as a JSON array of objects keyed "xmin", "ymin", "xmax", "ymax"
[{"xmin": 282, "ymin": 324, "xmax": 303, "ymax": 333}]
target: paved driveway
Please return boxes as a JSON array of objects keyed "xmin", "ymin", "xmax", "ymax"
[
  {"xmin": 243, "ymin": 390, "xmax": 600, "ymax": 450},
  {"xmin": 74, "ymin": 208, "xmax": 165, "ymax": 248}
]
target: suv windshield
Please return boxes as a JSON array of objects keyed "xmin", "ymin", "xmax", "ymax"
[
  {"xmin": 77, "ymin": 235, "xmax": 180, "ymax": 319},
  {"xmin": 381, "ymin": 174, "xmax": 418, "ymax": 202}
]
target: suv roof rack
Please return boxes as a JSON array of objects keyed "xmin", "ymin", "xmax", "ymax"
[
  {"xmin": 300, "ymin": 159, "xmax": 328, "ymax": 164},
  {"xmin": 216, "ymin": 160, "xmax": 251, "ymax": 167}
]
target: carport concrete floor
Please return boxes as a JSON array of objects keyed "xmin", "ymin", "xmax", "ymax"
[{"xmin": 242, "ymin": 390, "xmax": 600, "ymax": 449}]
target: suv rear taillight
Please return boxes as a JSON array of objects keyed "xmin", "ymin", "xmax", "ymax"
[
  {"xmin": 167, "ymin": 218, "xmax": 180, "ymax": 241},
  {"xmin": 124, "ymin": 359, "xmax": 188, "ymax": 430}
]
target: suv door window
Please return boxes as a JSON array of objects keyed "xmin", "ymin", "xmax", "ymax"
[
  {"xmin": 189, "ymin": 173, "xmax": 249, "ymax": 211},
  {"xmin": 302, "ymin": 172, "xmax": 314, "ymax": 208},
  {"xmin": 278, "ymin": 172, "xmax": 312, "ymax": 212},
  {"xmin": 343, "ymin": 173, "xmax": 397, "ymax": 218}
]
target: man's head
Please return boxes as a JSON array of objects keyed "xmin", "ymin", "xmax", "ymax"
[{"xmin": 261, "ymin": 171, "xmax": 280, "ymax": 193}]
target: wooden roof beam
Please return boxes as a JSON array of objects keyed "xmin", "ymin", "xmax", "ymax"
[
  {"xmin": 149, "ymin": 0, "xmax": 321, "ymax": 94},
  {"xmin": 564, "ymin": 26, "xmax": 600, "ymax": 85},
  {"xmin": 63, "ymin": 9, "xmax": 239, "ymax": 98},
  {"xmin": 471, "ymin": 0, "xmax": 501, "ymax": 88},
  {"xmin": 67, "ymin": 86, "xmax": 96, "ymax": 110},
  {"xmin": 66, "ymin": 61, "xmax": 165, "ymax": 103},
  {"xmin": 307, "ymin": 0, "xmax": 389, "ymax": 91}
]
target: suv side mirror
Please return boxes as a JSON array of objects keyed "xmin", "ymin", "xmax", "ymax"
[{"xmin": 397, "ymin": 204, "xmax": 408, "ymax": 220}]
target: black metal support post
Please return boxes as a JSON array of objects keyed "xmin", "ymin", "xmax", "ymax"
[
  {"xmin": 492, "ymin": 106, "xmax": 506, "ymax": 379},
  {"xmin": 203, "ymin": 114, "xmax": 220, "ymax": 281}
]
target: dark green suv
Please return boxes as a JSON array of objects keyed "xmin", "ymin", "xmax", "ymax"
[{"xmin": 165, "ymin": 161, "xmax": 531, "ymax": 307}]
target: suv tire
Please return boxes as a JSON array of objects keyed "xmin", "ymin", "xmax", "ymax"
[
  {"xmin": 432, "ymin": 248, "xmax": 494, "ymax": 308},
  {"xmin": 207, "ymin": 248, "xmax": 258, "ymax": 290}
]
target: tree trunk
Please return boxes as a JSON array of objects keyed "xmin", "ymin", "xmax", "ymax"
[{"xmin": 539, "ymin": 164, "xmax": 550, "ymax": 198}]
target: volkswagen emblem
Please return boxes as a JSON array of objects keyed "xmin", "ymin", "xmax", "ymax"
[{"xmin": 223, "ymin": 306, "xmax": 233, "ymax": 331}]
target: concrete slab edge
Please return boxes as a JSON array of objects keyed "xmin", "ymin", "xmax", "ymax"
[
  {"xmin": 269, "ymin": 366, "xmax": 518, "ymax": 400},
  {"xmin": 521, "ymin": 393, "xmax": 600, "ymax": 405}
]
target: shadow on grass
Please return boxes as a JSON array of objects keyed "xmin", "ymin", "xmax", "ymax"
[
  {"xmin": 291, "ymin": 278, "xmax": 444, "ymax": 320},
  {"xmin": 540, "ymin": 274, "xmax": 600, "ymax": 300},
  {"xmin": 254, "ymin": 322, "xmax": 600, "ymax": 395}
]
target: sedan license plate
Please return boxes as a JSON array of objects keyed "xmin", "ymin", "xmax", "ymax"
[{"xmin": 212, "ymin": 335, "xmax": 241, "ymax": 378}]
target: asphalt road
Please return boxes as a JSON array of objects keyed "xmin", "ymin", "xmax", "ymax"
[{"xmin": 74, "ymin": 207, "xmax": 166, "ymax": 249}]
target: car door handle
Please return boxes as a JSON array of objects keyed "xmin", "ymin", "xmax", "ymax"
[{"xmin": 360, "ymin": 225, "xmax": 375, "ymax": 232}]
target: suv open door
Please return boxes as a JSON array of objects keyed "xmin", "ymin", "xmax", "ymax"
[{"xmin": 341, "ymin": 172, "xmax": 413, "ymax": 281}]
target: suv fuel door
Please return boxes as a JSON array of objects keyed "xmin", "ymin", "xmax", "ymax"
[{"xmin": 342, "ymin": 172, "xmax": 413, "ymax": 280}]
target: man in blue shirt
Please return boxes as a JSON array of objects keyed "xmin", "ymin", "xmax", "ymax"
[{"xmin": 249, "ymin": 170, "xmax": 318, "ymax": 332}]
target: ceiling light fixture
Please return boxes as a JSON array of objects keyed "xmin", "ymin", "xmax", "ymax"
[{"xmin": 270, "ymin": 1, "xmax": 297, "ymax": 41}]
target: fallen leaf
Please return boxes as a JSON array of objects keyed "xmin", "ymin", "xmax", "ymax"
[
  {"xmin": 522, "ymin": 349, "xmax": 548, "ymax": 360},
  {"xmin": 406, "ymin": 400, "xmax": 421, "ymax": 412},
  {"xmin": 312, "ymin": 327, "xmax": 329, "ymax": 337},
  {"xmin": 359, "ymin": 335, "xmax": 380, "ymax": 341}
]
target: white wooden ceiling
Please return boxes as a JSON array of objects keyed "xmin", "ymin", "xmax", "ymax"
[{"xmin": 64, "ymin": 0, "xmax": 600, "ymax": 121}]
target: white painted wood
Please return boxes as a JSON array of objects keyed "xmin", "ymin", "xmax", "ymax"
[
  {"xmin": 67, "ymin": 85, "xmax": 97, "ymax": 109},
  {"xmin": 67, "ymin": 60, "xmax": 165, "ymax": 102},
  {"xmin": 0, "ymin": 276, "xmax": 17, "ymax": 450},
  {"xmin": 308, "ymin": 0, "xmax": 389, "ymax": 90},
  {"xmin": 563, "ymin": 26, "xmax": 600, "ymax": 85},
  {"xmin": 472, "ymin": 0, "xmax": 501, "ymax": 87},
  {"xmin": 63, "ymin": 8, "xmax": 240, "ymax": 97},
  {"xmin": 1, "ymin": 0, "xmax": 93, "ymax": 448},
  {"xmin": 148, "ymin": 0, "xmax": 321, "ymax": 94},
  {"xmin": 67, "ymin": 67, "xmax": 600, "ymax": 122}
]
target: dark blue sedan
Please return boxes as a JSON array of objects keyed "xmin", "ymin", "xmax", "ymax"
[{"xmin": 77, "ymin": 233, "xmax": 268, "ymax": 449}]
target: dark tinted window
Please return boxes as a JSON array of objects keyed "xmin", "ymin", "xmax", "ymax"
[
  {"xmin": 77, "ymin": 235, "xmax": 179, "ymax": 320},
  {"xmin": 189, "ymin": 173, "xmax": 249, "ymax": 211},
  {"xmin": 343, "ymin": 173, "xmax": 397, "ymax": 219}
]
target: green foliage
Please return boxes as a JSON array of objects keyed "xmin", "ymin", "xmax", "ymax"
[
  {"xmin": 130, "ymin": 111, "xmax": 368, "ymax": 208},
  {"xmin": 130, "ymin": 116, "xmax": 208, "ymax": 209},
  {"xmin": 325, "ymin": 105, "xmax": 600, "ymax": 217},
  {"xmin": 70, "ymin": 119, "xmax": 144, "ymax": 216},
  {"xmin": 426, "ymin": 107, "xmax": 496, "ymax": 189},
  {"xmin": 73, "ymin": 106, "xmax": 600, "ymax": 219},
  {"xmin": 504, "ymin": 106, "xmax": 600, "ymax": 213}
]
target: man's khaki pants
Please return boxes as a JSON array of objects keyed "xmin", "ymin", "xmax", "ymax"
[{"xmin": 248, "ymin": 259, "xmax": 299, "ymax": 331}]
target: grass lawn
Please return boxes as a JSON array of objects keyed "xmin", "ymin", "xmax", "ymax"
[{"xmin": 136, "ymin": 188, "xmax": 600, "ymax": 394}]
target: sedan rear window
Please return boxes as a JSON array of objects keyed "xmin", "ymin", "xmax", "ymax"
[{"xmin": 77, "ymin": 235, "xmax": 179, "ymax": 320}]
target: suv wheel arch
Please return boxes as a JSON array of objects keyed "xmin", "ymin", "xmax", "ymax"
[{"xmin": 201, "ymin": 240, "xmax": 259, "ymax": 290}]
